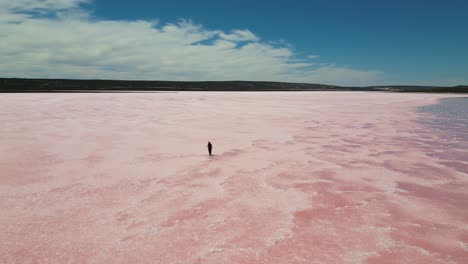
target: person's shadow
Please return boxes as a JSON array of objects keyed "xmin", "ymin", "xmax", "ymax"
[
  {"xmin": 208, "ymin": 154, "xmax": 220, "ymax": 160},
  {"xmin": 207, "ymin": 149, "xmax": 242, "ymax": 160}
]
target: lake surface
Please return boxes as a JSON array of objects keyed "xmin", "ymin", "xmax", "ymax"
[{"xmin": 1, "ymin": 92, "xmax": 467, "ymax": 263}]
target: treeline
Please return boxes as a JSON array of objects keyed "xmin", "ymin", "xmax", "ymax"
[{"xmin": 1, "ymin": 78, "xmax": 467, "ymax": 93}]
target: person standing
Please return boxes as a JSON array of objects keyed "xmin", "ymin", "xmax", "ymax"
[{"xmin": 207, "ymin": 141, "xmax": 213, "ymax": 156}]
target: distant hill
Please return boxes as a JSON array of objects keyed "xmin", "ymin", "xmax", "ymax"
[{"xmin": 1, "ymin": 78, "xmax": 467, "ymax": 93}]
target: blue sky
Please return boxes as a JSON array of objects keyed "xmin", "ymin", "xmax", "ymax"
[{"xmin": 1, "ymin": 0, "xmax": 467, "ymax": 85}]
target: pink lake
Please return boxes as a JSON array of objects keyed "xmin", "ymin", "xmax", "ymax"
[{"xmin": 1, "ymin": 92, "xmax": 467, "ymax": 263}]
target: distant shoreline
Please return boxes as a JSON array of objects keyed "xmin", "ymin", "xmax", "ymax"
[{"xmin": 1, "ymin": 78, "xmax": 467, "ymax": 93}]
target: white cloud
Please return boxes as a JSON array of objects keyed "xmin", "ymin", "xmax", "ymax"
[
  {"xmin": 0, "ymin": 0, "xmax": 89, "ymax": 12},
  {"xmin": 307, "ymin": 55, "xmax": 319, "ymax": 59},
  {"xmin": 219, "ymin": 29, "xmax": 259, "ymax": 42},
  {"xmin": 0, "ymin": 0, "xmax": 382, "ymax": 86}
]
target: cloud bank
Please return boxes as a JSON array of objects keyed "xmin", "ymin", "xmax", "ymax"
[{"xmin": 0, "ymin": 0, "xmax": 382, "ymax": 86}]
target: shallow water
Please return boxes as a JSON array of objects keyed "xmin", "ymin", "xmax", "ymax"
[
  {"xmin": 418, "ymin": 97, "xmax": 468, "ymax": 135},
  {"xmin": 416, "ymin": 97, "xmax": 468, "ymax": 166}
]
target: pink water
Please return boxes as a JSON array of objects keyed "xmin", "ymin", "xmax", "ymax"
[{"xmin": 1, "ymin": 92, "xmax": 467, "ymax": 263}]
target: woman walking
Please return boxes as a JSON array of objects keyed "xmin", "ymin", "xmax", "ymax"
[{"xmin": 207, "ymin": 141, "xmax": 213, "ymax": 156}]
